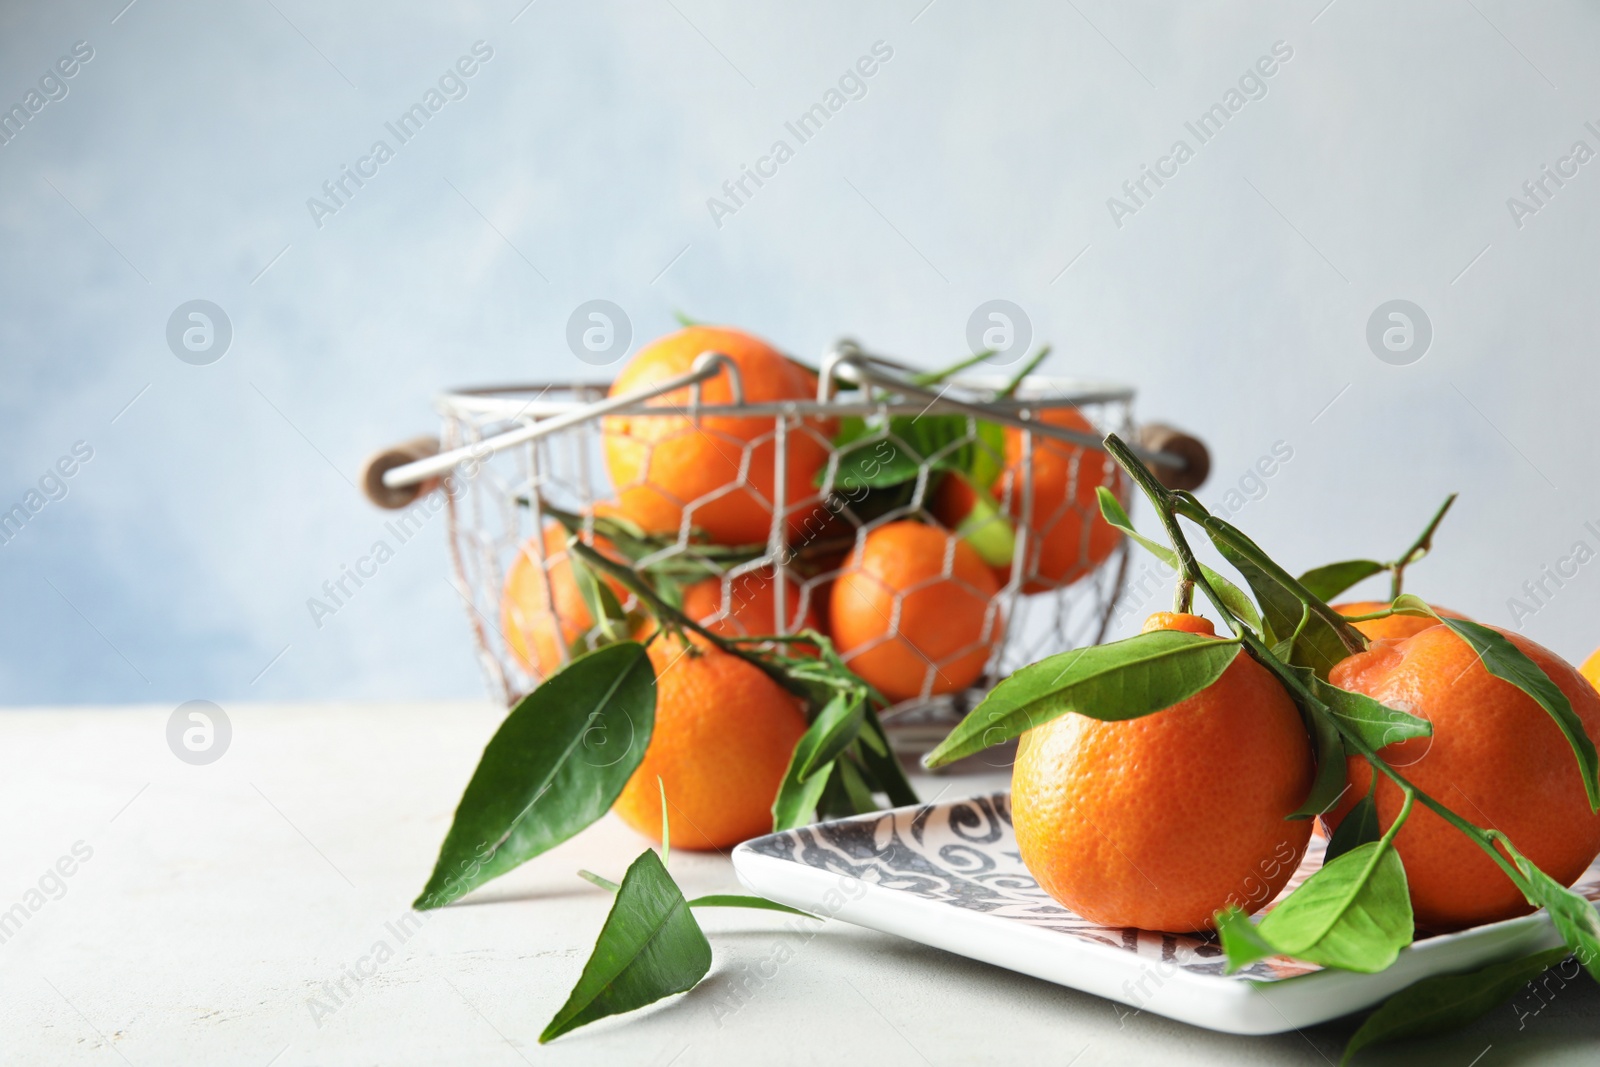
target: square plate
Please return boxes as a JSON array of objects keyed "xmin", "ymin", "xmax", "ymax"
[{"xmin": 731, "ymin": 792, "xmax": 1600, "ymax": 1035}]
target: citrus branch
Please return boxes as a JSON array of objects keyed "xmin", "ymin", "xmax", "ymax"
[{"xmin": 1390, "ymin": 493, "xmax": 1457, "ymax": 599}]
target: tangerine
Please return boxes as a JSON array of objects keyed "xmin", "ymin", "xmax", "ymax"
[
  {"xmin": 501, "ymin": 522, "xmax": 628, "ymax": 680},
  {"xmin": 1327, "ymin": 625, "xmax": 1600, "ymax": 930},
  {"xmin": 603, "ymin": 326, "xmax": 831, "ymax": 546},
  {"xmin": 1333, "ymin": 600, "xmax": 1469, "ymax": 643},
  {"xmin": 829, "ymin": 521, "xmax": 1002, "ymax": 703},
  {"xmin": 996, "ymin": 406, "xmax": 1122, "ymax": 593},
  {"xmin": 1580, "ymin": 647, "xmax": 1600, "ymax": 692},
  {"xmin": 612, "ymin": 637, "xmax": 808, "ymax": 851},
  {"xmin": 680, "ymin": 569, "xmax": 823, "ymax": 640},
  {"xmin": 1011, "ymin": 612, "xmax": 1314, "ymax": 932}
]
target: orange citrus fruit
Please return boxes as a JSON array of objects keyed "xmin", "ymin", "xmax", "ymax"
[
  {"xmin": 602, "ymin": 326, "xmax": 830, "ymax": 546},
  {"xmin": 1580, "ymin": 647, "xmax": 1600, "ymax": 692},
  {"xmin": 501, "ymin": 522, "xmax": 628, "ymax": 680},
  {"xmin": 680, "ymin": 569, "xmax": 823, "ymax": 639},
  {"xmin": 613, "ymin": 636, "xmax": 808, "ymax": 851},
  {"xmin": 1011, "ymin": 612, "xmax": 1315, "ymax": 932},
  {"xmin": 829, "ymin": 521, "xmax": 1002, "ymax": 703},
  {"xmin": 1334, "ymin": 600, "xmax": 1469, "ymax": 643},
  {"xmin": 996, "ymin": 406, "xmax": 1122, "ymax": 593},
  {"xmin": 1328, "ymin": 625, "xmax": 1600, "ymax": 930}
]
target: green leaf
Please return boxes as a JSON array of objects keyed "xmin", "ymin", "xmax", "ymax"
[
  {"xmin": 772, "ymin": 724, "xmax": 837, "ymax": 831},
  {"xmin": 579, "ymin": 869, "xmax": 621, "ymax": 892},
  {"xmin": 685, "ymin": 894, "xmax": 810, "ymax": 915},
  {"xmin": 540, "ymin": 849, "xmax": 711, "ymax": 1043},
  {"xmin": 924, "ymin": 630, "xmax": 1241, "ymax": 768},
  {"xmin": 852, "ymin": 702, "xmax": 919, "ymax": 807},
  {"xmin": 1394, "ymin": 595, "xmax": 1600, "ymax": 812},
  {"xmin": 414, "ymin": 642, "xmax": 656, "ymax": 909},
  {"xmin": 1252, "ymin": 839, "xmax": 1413, "ymax": 972},
  {"xmin": 1097, "ymin": 489, "xmax": 1263, "ymax": 635},
  {"xmin": 820, "ymin": 414, "xmax": 975, "ymax": 492},
  {"xmin": 1206, "ymin": 520, "xmax": 1356, "ymax": 677},
  {"xmin": 797, "ymin": 693, "xmax": 866, "ymax": 783},
  {"xmin": 1492, "ymin": 832, "xmax": 1600, "ymax": 982},
  {"xmin": 1298, "ymin": 559, "xmax": 1387, "ymax": 603},
  {"xmin": 1325, "ymin": 780, "xmax": 1380, "ymax": 864},
  {"xmin": 1340, "ymin": 947, "xmax": 1571, "ymax": 1064},
  {"xmin": 970, "ymin": 420, "xmax": 1007, "ymax": 489},
  {"xmin": 1214, "ymin": 906, "xmax": 1281, "ymax": 971},
  {"xmin": 835, "ymin": 755, "xmax": 878, "ymax": 813},
  {"xmin": 1287, "ymin": 682, "xmax": 1350, "ymax": 821},
  {"xmin": 566, "ymin": 532, "xmax": 629, "ymax": 643},
  {"xmin": 1312, "ymin": 676, "xmax": 1431, "ymax": 752}
]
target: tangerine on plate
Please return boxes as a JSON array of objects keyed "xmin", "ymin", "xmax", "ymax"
[
  {"xmin": 612, "ymin": 636, "xmax": 808, "ymax": 851},
  {"xmin": 501, "ymin": 522, "xmax": 628, "ymax": 680},
  {"xmin": 1333, "ymin": 600, "xmax": 1469, "ymax": 643},
  {"xmin": 1327, "ymin": 625, "xmax": 1600, "ymax": 931},
  {"xmin": 1011, "ymin": 612, "xmax": 1314, "ymax": 933},
  {"xmin": 828, "ymin": 521, "xmax": 1002, "ymax": 703},
  {"xmin": 602, "ymin": 326, "xmax": 830, "ymax": 546},
  {"xmin": 996, "ymin": 406, "xmax": 1122, "ymax": 593}
]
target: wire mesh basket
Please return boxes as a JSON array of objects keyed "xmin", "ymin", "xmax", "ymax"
[{"xmin": 361, "ymin": 341, "xmax": 1209, "ymax": 749}]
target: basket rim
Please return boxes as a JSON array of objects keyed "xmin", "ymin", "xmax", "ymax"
[{"xmin": 434, "ymin": 375, "xmax": 1137, "ymax": 421}]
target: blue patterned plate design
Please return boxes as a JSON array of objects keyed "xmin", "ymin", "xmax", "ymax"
[{"xmin": 732, "ymin": 792, "xmax": 1600, "ymax": 1035}]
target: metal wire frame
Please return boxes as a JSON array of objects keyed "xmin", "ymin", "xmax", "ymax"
[{"xmin": 420, "ymin": 348, "xmax": 1142, "ymax": 716}]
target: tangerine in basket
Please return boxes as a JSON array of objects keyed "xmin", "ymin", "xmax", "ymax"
[
  {"xmin": 1326, "ymin": 624, "xmax": 1600, "ymax": 930},
  {"xmin": 1010, "ymin": 612, "xmax": 1314, "ymax": 933},
  {"xmin": 829, "ymin": 520, "xmax": 1002, "ymax": 703},
  {"xmin": 602, "ymin": 326, "xmax": 831, "ymax": 546},
  {"xmin": 612, "ymin": 635, "xmax": 808, "ymax": 851},
  {"xmin": 996, "ymin": 407, "xmax": 1122, "ymax": 593},
  {"xmin": 501, "ymin": 521, "xmax": 628, "ymax": 680},
  {"xmin": 680, "ymin": 569, "xmax": 823, "ymax": 640}
]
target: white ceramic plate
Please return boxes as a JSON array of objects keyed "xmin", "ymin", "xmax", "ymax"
[{"xmin": 731, "ymin": 791, "xmax": 1600, "ymax": 1035}]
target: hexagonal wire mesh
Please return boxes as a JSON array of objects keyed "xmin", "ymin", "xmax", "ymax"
[{"xmin": 431, "ymin": 346, "xmax": 1142, "ymax": 740}]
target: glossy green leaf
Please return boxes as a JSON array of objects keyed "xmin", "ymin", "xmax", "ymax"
[
  {"xmin": 1208, "ymin": 526, "xmax": 1356, "ymax": 677},
  {"xmin": 1214, "ymin": 906, "xmax": 1281, "ymax": 971},
  {"xmin": 414, "ymin": 642, "xmax": 656, "ymax": 909},
  {"xmin": 852, "ymin": 702, "xmax": 918, "ymax": 807},
  {"xmin": 1097, "ymin": 489, "xmax": 1263, "ymax": 635},
  {"xmin": 924, "ymin": 630, "xmax": 1241, "ymax": 768},
  {"xmin": 1492, "ymin": 832, "xmax": 1600, "ymax": 982},
  {"xmin": 835, "ymin": 755, "xmax": 878, "ymax": 813},
  {"xmin": 796, "ymin": 693, "xmax": 865, "ymax": 783},
  {"xmin": 1252, "ymin": 840, "xmax": 1413, "ymax": 972},
  {"xmin": 685, "ymin": 894, "xmax": 809, "ymax": 915},
  {"xmin": 569, "ymin": 541, "xmax": 629, "ymax": 642},
  {"xmin": 1341, "ymin": 947, "xmax": 1571, "ymax": 1064},
  {"xmin": 1288, "ymin": 685, "xmax": 1350, "ymax": 821},
  {"xmin": 772, "ymin": 725, "xmax": 837, "ymax": 832},
  {"xmin": 1313, "ymin": 676, "xmax": 1431, "ymax": 752},
  {"xmin": 1394, "ymin": 595, "xmax": 1600, "ymax": 811},
  {"xmin": 1325, "ymin": 781, "xmax": 1380, "ymax": 864},
  {"xmin": 540, "ymin": 849, "xmax": 711, "ymax": 1043},
  {"xmin": 1298, "ymin": 559, "xmax": 1386, "ymax": 604},
  {"xmin": 821, "ymin": 414, "xmax": 975, "ymax": 492}
]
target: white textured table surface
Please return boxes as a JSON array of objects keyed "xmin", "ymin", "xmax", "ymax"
[{"xmin": 4, "ymin": 702, "xmax": 1598, "ymax": 1066}]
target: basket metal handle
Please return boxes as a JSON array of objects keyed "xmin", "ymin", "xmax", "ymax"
[
  {"xmin": 820, "ymin": 342, "xmax": 1210, "ymax": 490},
  {"xmin": 360, "ymin": 351, "xmax": 745, "ymax": 508}
]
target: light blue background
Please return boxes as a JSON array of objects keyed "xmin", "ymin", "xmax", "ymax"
[{"xmin": 3, "ymin": 0, "xmax": 1598, "ymax": 707}]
